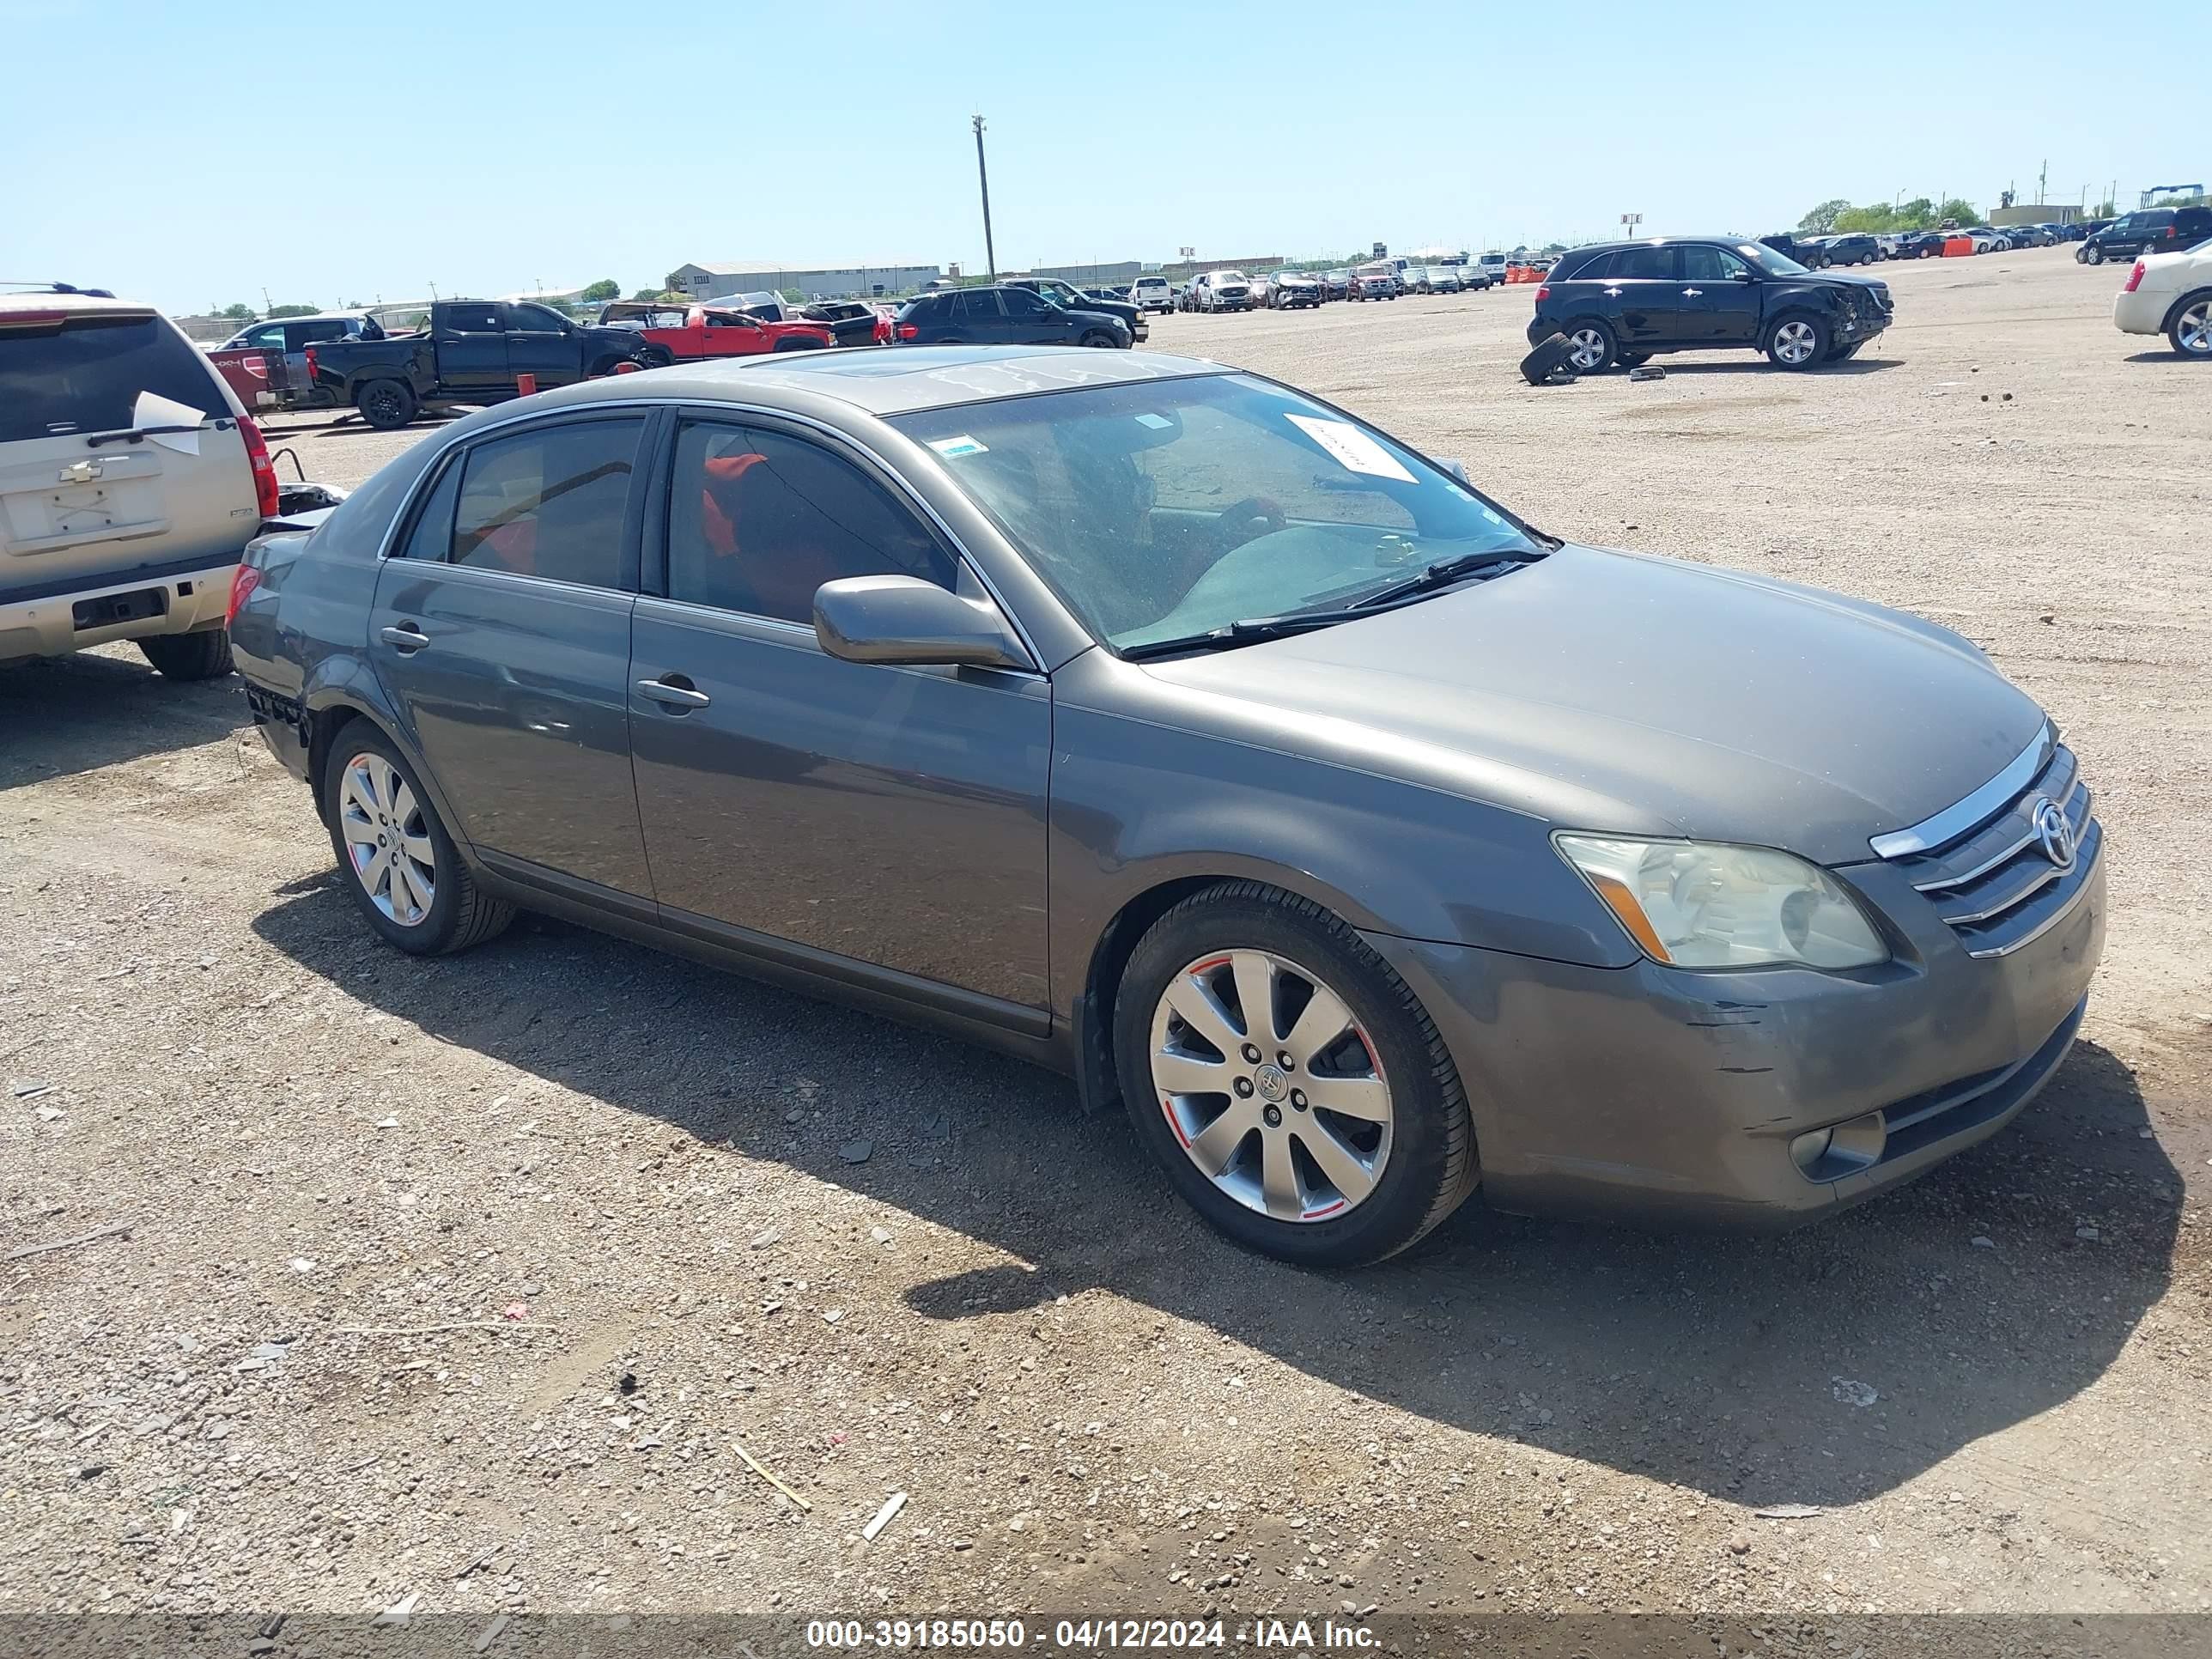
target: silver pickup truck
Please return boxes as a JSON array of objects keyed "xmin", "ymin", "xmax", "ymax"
[{"xmin": 0, "ymin": 287, "xmax": 339, "ymax": 679}]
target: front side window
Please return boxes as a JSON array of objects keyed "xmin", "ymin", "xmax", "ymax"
[
  {"xmin": 507, "ymin": 304, "xmax": 568, "ymax": 332},
  {"xmin": 447, "ymin": 419, "xmax": 644, "ymax": 588},
  {"xmin": 1680, "ymin": 245, "xmax": 1750, "ymax": 282},
  {"xmin": 1003, "ymin": 288, "xmax": 1050, "ymax": 315},
  {"xmin": 244, "ymin": 324, "xmax": 287, "ymax": 349},
  {"xmin": 892, "ymin": 374, "xmax": 1539, "ymax": 651},
  {"xmin": 665, "ymin": 422, "xmax": 955, "ymax": 624}
]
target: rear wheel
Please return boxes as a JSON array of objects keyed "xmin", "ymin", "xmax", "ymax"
[
  {"xmin": 355, "ymin": 379, "xmax": 417, "ymax": 430},
  {"xmin": 322, "ymin": 729, "xmax": 513, "ymax": 957},
  {"xmin": 138, "ymin": 629, "xmax": 233, "ymax": 681},
  {"xmin": 2171, "ymin": 295, "xmax": 2212, "ymax": 359},
  {"xmin": 1113, "ymin": 883, "xmax": 1478, "ymax": 1267},
  {"xmin": 1764, "ymin": 313, "xmax": 1829, "ymax": 369},
  {"xmin": 1563, "ymin": 319, "xmax": 1618, "ymax": 373}
]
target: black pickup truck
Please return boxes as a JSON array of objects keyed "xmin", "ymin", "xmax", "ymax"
[{"xmin": 306, "ymin": 300, "xmax": 650, "ymax": 429}]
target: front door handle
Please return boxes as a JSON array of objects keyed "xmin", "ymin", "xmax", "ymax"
[
  {"xmin": 1681, "ymin": 287, "xmax": 1703, "ymax": 296},
  {"xmin": 380, "ymin": 623, "xmax": 428, "ymax": 653},
  {"xmin": 1603, "ymin": 287, "xmax": 1623, "ymax": 297},
  {"xmin": 636, "ymin": 676, "xmax": 710, "ymax": 711}
]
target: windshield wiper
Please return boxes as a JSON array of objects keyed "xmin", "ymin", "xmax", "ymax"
[
  {"xmin": 1351, "ymin": 545, "xmax": 1547, "ymax": 609},
  {"xmin": 1118, "ymin": 609, "xmax": 1370, "ymax": 662}
]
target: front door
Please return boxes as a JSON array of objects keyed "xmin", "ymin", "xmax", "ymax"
[
  {"xmin": 368, "ymin": 413, "xmax": 653, "ymax": 898},
  {"xmin": 1676, "ymin": 244, "xmax": 1762, "ymax": 344},
  {"xmin": 628, "ymin": 416, "xmax": 1052, "ymax": 1012},
  {"xmin": 502, "ymin": 303, "xmax": 581, "ymax": 387},
  {"xmin": 435, "ymin": 301, "xmax": 510, "ymax": 391}
]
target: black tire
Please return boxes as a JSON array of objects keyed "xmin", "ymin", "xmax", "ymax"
[
  {"xmin": 1560, "ymin": 318, "xmax": 1619, "ymax": 373},
  {"xmin": 138, "ymin": 629, "xmax": 233, "ymax": 681},
  {"xmin": 1919, "ymin": 246, "xmax": 1935, "ymax": 258},
  {"xmin": 635, "ymin": 344, "xmax": 674, "ymax": 368},
  {"xmin": 2169, "ymin": 294, "xmax": 2212, "ymax": 359},
  {"xmin": 1078, "ymin": 331, "xmax": 1118, "ymax": 349},
  {"xmin": 1520, "ymin": 331, "xmax": 1575, "ymax": 386},
  {"xmin": 2085, "ymin": 244, "xmax": 2106, "ymax": 266},
  {"xmin": 320, "ymin": 726, "xmax": 513, "ymax": 957},
  {"xmin": 1763, "ymin": 311, "xmax": 1831, "ymax": 370},
  {"xmin": 1112, "ymin": 882, "xmax": 1478, "ymax": 1267},
  {"xmin": 355, "ymin": 379, "xmax": 417, "ymax": 430}
]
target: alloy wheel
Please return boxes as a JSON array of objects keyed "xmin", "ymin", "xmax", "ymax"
[
  {"xmin": 1565, "ymin": 327, "xmax": 1608, "ymax": 369},
  {"xmin": 2176, "ymin": 301, "xmax": 2212, "ymax": 356},
  {"xmin": 337, "ymin": 751, "xmax": 436, "ymax": 927},
  {"xmin": 1148, "ymin": 949, "xmax": 1393, "ymax": 1223},
  {"xmin": 1771, "ymin": 319, "xmax": 1820, "ymax": 365}
]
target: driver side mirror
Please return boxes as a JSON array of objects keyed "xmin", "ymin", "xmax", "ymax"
[{"xmin": 813, "ymin": 576, "xmax": 1030, "ymax": 672}]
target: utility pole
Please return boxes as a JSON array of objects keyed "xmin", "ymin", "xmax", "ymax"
[
  {"xmin": 2038, "ymin": 159, "xmax": 2047, "ymax": 205},
  {"xmin": 972, "ymin": 114, "xmax": 997, "ymax": 279}
]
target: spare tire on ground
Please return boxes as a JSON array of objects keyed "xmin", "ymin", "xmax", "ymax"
[{"xmin": 1520, "ymin": 332, "xmax": 1576, "ymax": 386}]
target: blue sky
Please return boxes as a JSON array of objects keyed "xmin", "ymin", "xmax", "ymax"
[{"xmin": 3, "ymin": 0, "xmax": 2197, "ymax": 313}]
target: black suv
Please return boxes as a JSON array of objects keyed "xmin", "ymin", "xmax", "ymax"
[
  {"xmin": 1528, "ymin": 237, "xmax": 1894, "ymax": 372},
  {"xmin": 2080, "ymin": 206, "xmax": 2212, "ymax": 265},
  {"xmin": 894, "ymin": 286, "xmax": 1133, "ymax": 349}
]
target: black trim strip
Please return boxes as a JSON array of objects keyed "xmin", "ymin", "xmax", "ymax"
[{"xmin": 0, "ymin": 550, "xmax": 242, "ymax": 607}]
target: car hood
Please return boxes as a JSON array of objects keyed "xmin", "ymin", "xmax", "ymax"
[{"xmin": 1136, "ymin": 544, "xmax": 2045, "ymax": 866}]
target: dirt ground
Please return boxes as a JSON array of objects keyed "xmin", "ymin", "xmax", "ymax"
[{"xmin": 3, "ymin": 249, "xmax": 2209, "ymax": 1629}]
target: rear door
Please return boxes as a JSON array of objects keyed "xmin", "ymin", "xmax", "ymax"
[
  {"xmin": 954, "ymin": 288, "xmax": 1010, "ymax": 341},
  {"xmin": 1602, "ymin": 245, "xmax": 1683, "ymax": 346},
  {"xmin": 434, "ymin": 302, "xmax": 510, "ymax": 391},
  {"xmin": 0, "ymin": 307, "xmax": 258, "ymax": 605},
  {"xmin": 368, "ymin": 413, "xmax": 654, "ymax": 898}
]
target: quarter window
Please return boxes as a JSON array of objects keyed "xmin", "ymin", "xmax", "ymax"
[
  {"xmin": 447, "ymin": 419, "xmax": 644, "ymax": 588},
  {"xmin": 665, "ymin": 422, "xmax": 955, "ymax": 624}
]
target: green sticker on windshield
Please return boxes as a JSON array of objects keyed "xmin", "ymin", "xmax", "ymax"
[{"xmin": 1133, "ymin": 413, "xmax": 1172, "ymax": 429}]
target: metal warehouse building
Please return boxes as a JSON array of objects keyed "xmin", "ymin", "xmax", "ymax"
[{"xmin": 666, "ymin": 261, "xmax": 943, "ymax": 301}]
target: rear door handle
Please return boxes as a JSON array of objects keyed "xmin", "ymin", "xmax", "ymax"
[
  {"xmin": 1681, "ymin": 288, "xmax": 1703, "ymax": 296},
  {"xmin": 1603, "ymin": 287, "xmax": 1623, "ymax": 297},
  {"xmin": 635, "ymin": 676, "xmax": 710, "ymax": 711},
  {"xmin": 380, "ymin": 623, "xmax": 428, "ymax": 653}
]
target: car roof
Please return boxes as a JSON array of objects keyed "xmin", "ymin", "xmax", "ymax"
[
  {"xmin": 514, "ymin": 345, "xmax": 1230, "ymax": 419},
  {"xmin": 0, "ymin": 289, "xmax": 158, "ymax": 321}
]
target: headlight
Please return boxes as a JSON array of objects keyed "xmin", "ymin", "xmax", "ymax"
[{"xmin": 1554, "ymin": 835, "xmax": 1887, "ymax": 970}]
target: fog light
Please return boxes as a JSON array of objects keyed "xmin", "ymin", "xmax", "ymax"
[{"xmin": 1791, "ymin": 1112, "xmax": 1887, "ymax": 1179}]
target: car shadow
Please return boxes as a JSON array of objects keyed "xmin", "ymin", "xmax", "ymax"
[
  {"xmin": 2122, "ymin": 351, "xmax": 2192, "ymax": 366},
  {"xmin": 1635, "ymin": 356, "xmax": 1902, "ymax": 378},
  {"xmin": 252, "ymin": 884, "xmax": 2182, "ymax": 1509},
  {"xmin": 0, "ymin": 651, "xmax": 246, "ymax": 790}
]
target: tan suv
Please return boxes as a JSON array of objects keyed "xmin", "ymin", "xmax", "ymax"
[{"xmin": 1, "ymin": 287, "xmax": 281, "ymax": 679}]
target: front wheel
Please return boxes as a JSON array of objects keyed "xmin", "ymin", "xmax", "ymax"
[
  {"xmin": 2086, "ymin": 244, "xmax": 2106, "ymax": 265},
  {"xmin": 138, "ymin": 629, "xmax": 234, "ymax": 681},
  {"xmin": 635, "ymin": 344, "xmax": 674, "ymax": 368},
  {"xmin": 1079, "ymin": 330, "xmax": 1119, "ymax": 349},
  {"xmin": 1114, "ymin": 883, "xmax": 1478, "ymax": 1267},
  {"xmin": 322, "ymin": 729, "xmax": 513, "ymax": 957},
  {"xmin": 1563, "ymin": 319, "xmax": 1618, "ymax": 373},
  {"xmin": 1764, "ymin": 313, "xmax": 1830, "ymax": 369},
  {"xmin": 2171, "ymin": 295, "xmax": 2212, "ymax": 359}
]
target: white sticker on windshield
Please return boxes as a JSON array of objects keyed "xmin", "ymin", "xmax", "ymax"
[
  {"xmin": 1285, "ymin": 415, "xmax": 1415, "ymax": 483},
  {"xmin": 1133, "ymin": 412, "xmax": 1173, "ymax": 429},
  {"xmin": 928, "ymin": 434, "xmax": 988, "ymax": 459}
]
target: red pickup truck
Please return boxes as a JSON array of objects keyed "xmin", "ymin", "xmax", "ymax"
[{"xmin": 598, "ymin": 301, "xmax": 835, "ymax": 366}]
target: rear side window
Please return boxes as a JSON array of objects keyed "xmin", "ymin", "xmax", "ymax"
[
  {"xmin": 446, "ymin": 419, "xmax": 645, "ymax": 589},
  {"xmin": 1612, "ymin": 246, "xmax": 1677, "ymax": 280},
  {"xmin": 442, "ymin": 304, "xmax": 502, "ymax": 332},
  {"xmin": 0, "ymin": 313, "xmax": 228, "ymax": 441}
]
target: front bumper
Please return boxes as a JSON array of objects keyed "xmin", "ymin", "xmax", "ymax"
[
  {"xmin": 1366, "ymin": 851, "xmax": 2106, "ymax": 1227},
  {"xmin": 0, "ymin": 557, "xmax": 239, "ymax": 667}
]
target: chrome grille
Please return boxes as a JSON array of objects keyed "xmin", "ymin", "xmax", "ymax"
[{"xmin": 1883, "ymin": 743, "xmax": 2100, "ymax": 958}]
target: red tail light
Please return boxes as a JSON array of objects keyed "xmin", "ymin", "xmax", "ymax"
[
  {"xmin": 2123, "ymin": 260, "xmax": 2147, "ymax": 293},
  {"xmin": 304, "ymin": 343, "xmax": 319, "ymax": 382},
  {"xmin": 897, "ymin": 323, "xmax": 919, "ymax": 341},
  {"xmin": 238, "ymin": 415, "xmax": 281, "ymax": 520},
  {"xmin": 1533, "ymin": 284, "xmax": 1551, "ymax": 302},
  {"xmin": 225, "ymin": 563, "xmax": 263, "ymax": 627}
]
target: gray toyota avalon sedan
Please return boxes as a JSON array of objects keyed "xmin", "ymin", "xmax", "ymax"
[{"xmin": 229, "ymin": 346, "xmax": 2104, "ymax": 1266}]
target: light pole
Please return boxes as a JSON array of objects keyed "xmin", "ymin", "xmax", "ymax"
[{"xmin": 972, "ymin": 114, "xmax": 997, "ymax": 279}]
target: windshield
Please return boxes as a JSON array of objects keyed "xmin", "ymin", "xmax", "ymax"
[
  {"xmin": 1741, "ymin": 242, "xmax": 1809, "ymax": 276},
  {"xmin": 890, "ymin": 373, "xmax": 1541, "ymax": 652}
]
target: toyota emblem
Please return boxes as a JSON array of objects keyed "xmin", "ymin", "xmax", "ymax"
[{"xmin": 2028, "ymin": 795, "xmax": 2076, "ymax": 872}]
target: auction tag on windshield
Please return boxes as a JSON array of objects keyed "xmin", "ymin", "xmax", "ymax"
[
  {"xmin": 1133, "ymin": 412, "xmax": 1173, "ymax": 429},
  {"xmin": 1285, "ymin": 415, "xmax": 1415, "ymax": 483},
  {"xmin": 928, "ymin": 434, "xmax": 988, "ymax": 459}
]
